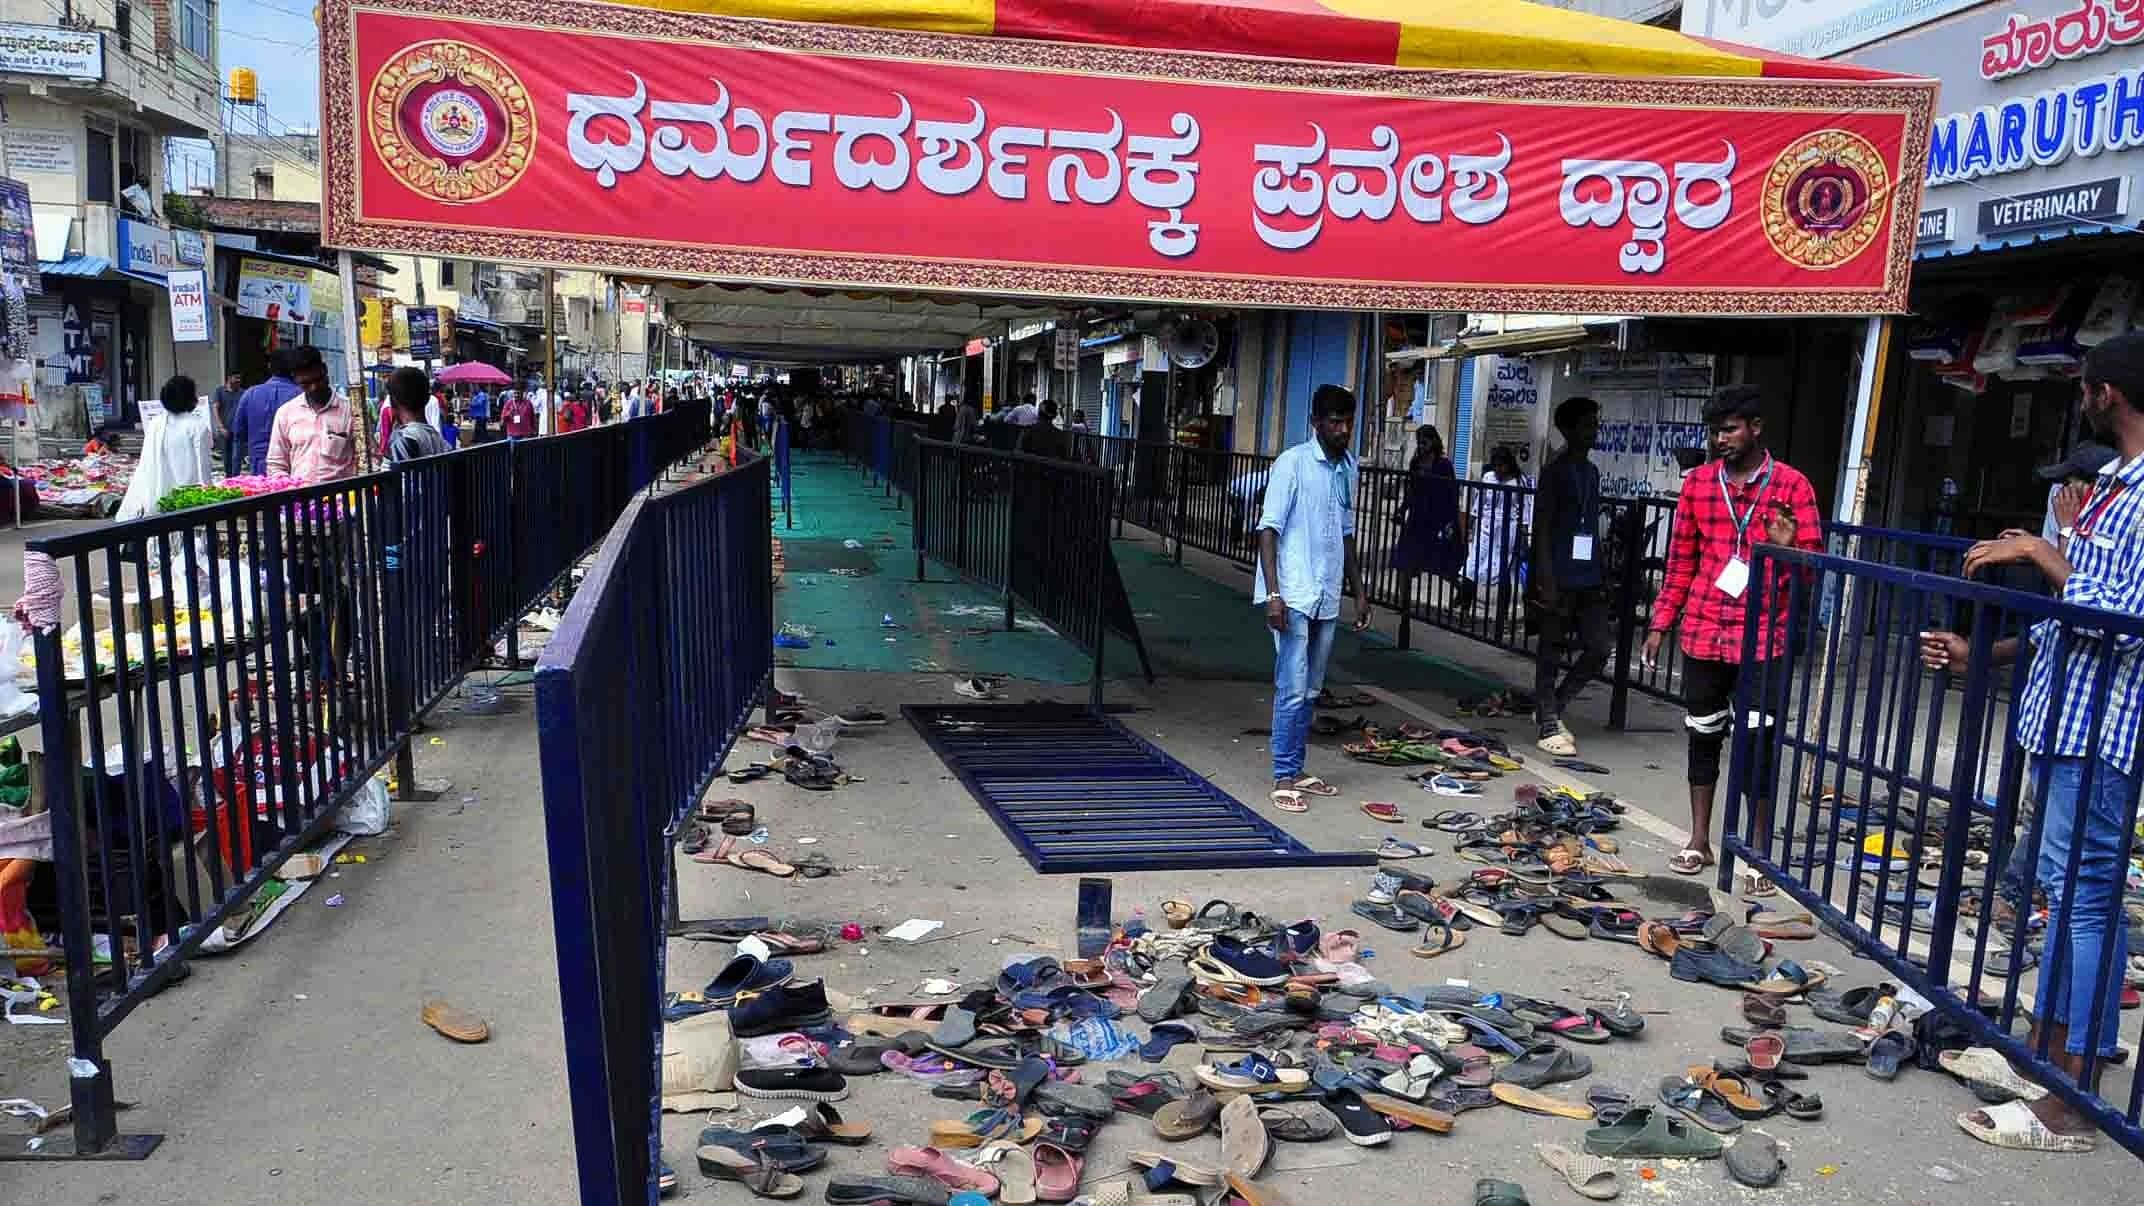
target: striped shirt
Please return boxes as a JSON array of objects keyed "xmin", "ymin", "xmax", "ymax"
[{"xmin": 2018, "ymin": 450, "xmax": 2144, "ymax": 774}]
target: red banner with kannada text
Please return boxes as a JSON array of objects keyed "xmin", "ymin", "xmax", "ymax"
[{"xmin": 323, "ymin": 0, "xmax": 1936, "ymax": 315}]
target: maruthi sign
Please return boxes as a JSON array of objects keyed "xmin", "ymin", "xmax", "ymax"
[{"xmin": 321, "ymin": 0, "xmax": 1935, "ymax": 316}]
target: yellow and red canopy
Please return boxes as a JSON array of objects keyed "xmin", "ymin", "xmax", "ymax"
[{"xmin": 613, "ymin": 0, "xmax": 1909, "ymax": 80}]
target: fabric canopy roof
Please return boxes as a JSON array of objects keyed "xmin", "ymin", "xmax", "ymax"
[
  {"xmin": 648, "ymin": 283, "xmax": 1067, "ymax": 360},
  {"xmin": 609, "ymin": 0, "xmax": 1906, "ymax": 81}
]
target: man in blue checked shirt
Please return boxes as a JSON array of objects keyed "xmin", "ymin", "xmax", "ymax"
[
  {"xmin": 1922, "ymin": 332, "xmax": 2144, "ymax": 1153},
  {"xmin": 1256, "ymin": 384, "xmax": 1372, "ymax": 815}
]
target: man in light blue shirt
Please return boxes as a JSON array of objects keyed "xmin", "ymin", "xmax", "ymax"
[{"xmin": 1256, "ymin": 384, "xmax": 1371, "ymax": 811}]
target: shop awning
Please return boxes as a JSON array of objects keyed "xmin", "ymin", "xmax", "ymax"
[
  {"xmin": 322, "ymin": 0, "xmax": 1937, "ymax": 317},
  {"xmin": 1389, "ymin": 323, "xmax": 1603, "ymax": 362},
  {"xmin": 39, "ymin": 254, "xmax": 113, "ymax": 278}
]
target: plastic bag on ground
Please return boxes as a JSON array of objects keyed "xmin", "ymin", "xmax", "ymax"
[{"xmin": 335, "ymin": 775, "xmax": 391, "ymax": 836}]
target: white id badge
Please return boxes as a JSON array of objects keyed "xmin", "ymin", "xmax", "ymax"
[
  {"xmin": 1716, "ymin": 555, "xmax": 1750, "ymax": 599},
  {"xmin": 1572, "ymin": 534, "xmax": 1595, "ymax": 562}
]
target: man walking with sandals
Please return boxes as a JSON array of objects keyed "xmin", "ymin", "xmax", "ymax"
[
  {"xmin": 1257, "ymin": 384, "xmax": 1373, "ymax": 813},
  {"xmin": 1642, "ymin": 385, "xmax": 1822, "ymax": 879}
]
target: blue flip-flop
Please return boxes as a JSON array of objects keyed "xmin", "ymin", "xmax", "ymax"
[{"xmin": 1140, "ymin": 1021, "xmax": 1196, "ymax": 1062}]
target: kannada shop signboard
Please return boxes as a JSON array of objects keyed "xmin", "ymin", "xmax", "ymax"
[
  {"xmin": 237, "ymin": 257, "xmax": 314, "ymax": 325},
  {"xmin": 322, "ymin": 0, "xmax": 1934, "ymax": 316},
  {"xmin": 1842, "ymin": 0, "xmax": 2144, "ymax": 250},
  {"xmin": 0, "ymin": 21, "xmax": 103, "ymax": 80}
]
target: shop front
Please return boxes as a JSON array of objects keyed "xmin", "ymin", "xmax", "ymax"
[{"xmin": 1842, "ymin": 0, "xmax": 2144, "ymax": 535}]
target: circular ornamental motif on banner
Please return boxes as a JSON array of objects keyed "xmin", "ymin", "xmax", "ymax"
[
  {"xmin": 1760, "ymin": 129, "xmax": 1889, "ymax": 272},
  {"xmin": 366, "ymin": 41, "xmax": 534, "ymax": 204}
]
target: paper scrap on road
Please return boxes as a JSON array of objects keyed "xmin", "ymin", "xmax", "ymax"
[{"xmin": 885, "ymin": 918, "xmax": 944, "ymax": 942}]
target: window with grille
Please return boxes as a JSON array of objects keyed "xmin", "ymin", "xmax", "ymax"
[{"xmin": 181, "ymin": 0, "xmax": 211, "ymax": 60}]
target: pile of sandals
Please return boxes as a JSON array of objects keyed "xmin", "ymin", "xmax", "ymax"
[
  {"xmin": 678, "ymin": 799, "xmax": 837, "ymax": 879},
  {"xmin": 1341, "ymin": 723, "xmax": 1525, "ymax": 777}
]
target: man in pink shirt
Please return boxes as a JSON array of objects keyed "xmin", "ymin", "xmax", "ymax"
[{"xmin": 266, "ymin": 347, "xmax": 357, "ymax": 484}]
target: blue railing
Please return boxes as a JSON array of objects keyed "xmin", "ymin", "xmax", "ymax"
[
  {"xmin": 535, "ymin": 454, "xmax": 773, "ymax": 1206},
  {"xmin": 1724, "ymin": 541, "xmax": 2144, "ymax": 1159},
  {"xmin": 13, "ymin": 400, "xmax": 711, "ymax": 1163}
]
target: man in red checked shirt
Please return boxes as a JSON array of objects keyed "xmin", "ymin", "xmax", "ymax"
[{"xmin": 1642, "ymin": 385, "xmax": 1823, "ymax": 881}]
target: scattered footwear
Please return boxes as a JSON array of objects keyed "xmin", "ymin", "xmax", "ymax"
[
  {"xmin": 825, "ymin": 1175, "xmax": 953, "ymax": 1205},
  {"xmin": 1219, "ymin": 1094, "xmax": 1270, "ymax": 1178},
  {"xmin": 729, "ymin": 982, "xmax": 834, "ymax": 1037},
  {"xmin": 1537, "ymin": 1142, "xmax": 1620, "ymax": 1200},
  {"xmin": 700, "ymin": 1147, "xmax": 807, "ymax": 1198},
  {"xmin": 1724, "ymin": 1131, "xmax": 1786, "ymax": 1188},
  {"xmin": 1475, "ymin": 1178, "xmax": 1532, "ymax": 1206},
  {"xmin": 1361, "ymin": 801, "xmax": 1405, "ymax": 823},
  {"xmin": 1032, "ymin": 1142, "xmax": 1083, "ymax": 1202},
  {"xmin": 420, "ymin": 999, "xmax": 490, "ymax": 1043},
  {"xmin": 1938, "ymin": 1047, "xmax": 2047, "ymax": 1102},
  {"xmin": 1865, "ymin": 1029, "xmax": 1917, "ymax": 1080},
  {"xmin": 1256, "ymin": 1102, "xmax": 1338, "ymax": 1142},
  {"xmin": 1493, "ymin": 1083, "xmax": 1594, "ymax": 1120},
  {"xmin": 1325, "ymin": 1090, "xmax": 1395, "ymax": 1146},
  {"xmin": 735, "ymin": 1068, "xmax": 850, "ymax": 1102},
  {"xmin": 1657, "ymin": 1076, "xmax": 1743, "ymax": 1134},
  {"xmin": 1496, "ymin": 1043, "xmax": 1593, "ymax": 1089},
  {"xmin": 978, "ymin": 1140, "xmax": 1038, "ymax": 1204},
  {"xmin": 1196, "ymin": 1055, "xmax": 1310, "ymax": 1093},
  {"xmin": 1583, "ymin": 1106, "xmax": 1726, "ymax": 1159},
  {"xmin": 887, "ymin": 1147, "xmax": 999, "ymax": 1196}
]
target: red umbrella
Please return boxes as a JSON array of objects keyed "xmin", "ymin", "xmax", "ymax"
[{"xmin": 435, "ymin": 362, "xmax": 511, "ymax": 385}]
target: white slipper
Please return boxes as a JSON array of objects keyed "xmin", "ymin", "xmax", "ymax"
[
  {"xmin": 1537, "ymin": 1141, "xmax": 1620, "ymax": 1200},
  {"xmin": 1939, "ymin": 1047, "xmax": 2048, "ymax": 1102},
  {"xmin": 1956, "ymin": 1100, "xmax": 2096, "ymax": 1152}
]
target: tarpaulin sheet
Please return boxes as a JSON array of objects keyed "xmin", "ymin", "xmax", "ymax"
[{"xmin": 320, "ymin": 0, "xmax": 1937, "ymax": 314}]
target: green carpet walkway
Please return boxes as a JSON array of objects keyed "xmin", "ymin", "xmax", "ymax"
[{"xmin": 774, "ymin": 450, "xmax": 1508, "ymax": 696}]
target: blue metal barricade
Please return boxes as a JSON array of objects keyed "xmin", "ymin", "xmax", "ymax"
[
  {"xmin": 7, "ymin": 405, "xmax": 715, "ymax": 1164},
  {"xmin": 1722, "ymin": 541, "xmax": 2144, "ymax": 1159},
  {"xmin": 534, "ymin": 455, "xmax": 773, "ymax": 1206}
]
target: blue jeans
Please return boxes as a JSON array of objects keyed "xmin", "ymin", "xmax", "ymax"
[
  {"xmin": 2035, "ymin": 755, "xmax": 2135, "ymax": 1056},
  {"xmin": 1270, "ymin": 608, "xmax": 1338, "ymax": 782}
]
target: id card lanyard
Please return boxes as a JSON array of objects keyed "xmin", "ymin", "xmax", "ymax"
[
  {"xmin": 1718, "ymin": 454, "xmax": 1777, "ymax": 561},
  {"xmin": 1715, "ymin": 454, "xmax": 1775, "ymax": 599},
  {"xmin": 1572, "ymin": 464, "xmax": 1599, "ymax": 562},
  {"xmin": 2075, "ymin": 479, "xmax": 2127, "ymax": 543}
]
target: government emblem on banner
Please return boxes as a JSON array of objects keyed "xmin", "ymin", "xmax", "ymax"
[
  {"xmin": 367, "ymin": 40, "xmax": 535, "ymax": 204},
  {"xmin": 1760, "ymin": 129, "xmax": 1889, "ymax": 272}
]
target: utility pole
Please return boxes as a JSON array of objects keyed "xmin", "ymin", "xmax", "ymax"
[
  {"xmin": 542, "ymin": 267, "xmax": 557, "ymax": 433},
  {"xmin": 338, "ymin": 249, "xmax": 373, "ymax": 472}
]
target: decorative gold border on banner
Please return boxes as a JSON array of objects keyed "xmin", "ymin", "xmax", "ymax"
[{"xmin": 320, "ymin": 0, "xmax": 1938, "ymax": 316}]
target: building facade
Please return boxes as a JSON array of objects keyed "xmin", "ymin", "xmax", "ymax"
[{"xmin": 0, "ymin": 2, "xmax": 219, "ymax": 434}]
